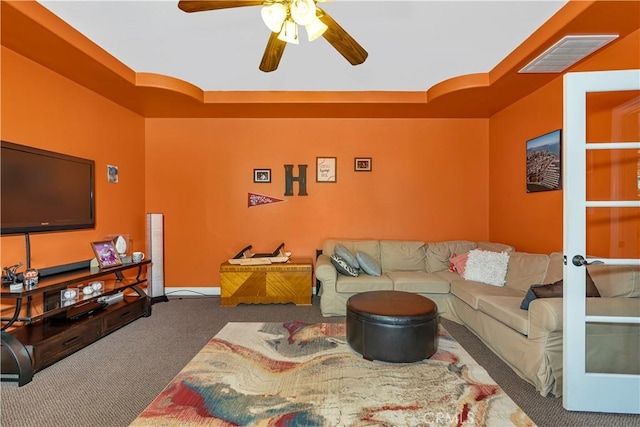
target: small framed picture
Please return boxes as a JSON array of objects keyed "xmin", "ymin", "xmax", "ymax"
[
  {"xmin": 90, "ymin": 240, "xmax": 123, "ymax": 269},
  {"xmin": 354, "ymin": 157, "xmax": 372, "ymax": 172},
  {"xmin": 316, "ymin": 157, "xmax": 337, "ymax": 183},
  {"xmin": 107, "ymin": 165, "xmax": 119, "ymax": 183},
  {"xmin": 253, "ymin": 169, "xmax": 271, "ymax": 183}
]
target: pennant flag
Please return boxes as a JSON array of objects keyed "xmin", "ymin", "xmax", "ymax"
[{"xmin": 248, "ymin": 192, "xmax": 285, "ymax": 208}]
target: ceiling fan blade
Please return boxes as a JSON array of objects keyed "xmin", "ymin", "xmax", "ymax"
[
  {"xmin": 178, "ymin": 0, "xmax": 263, "ymax": 13},
  {"xmin": 259, "ymin": 31, "xmax": 287, "ymax": 72},
  {"xmin": 319, "ymin": 10, "xmax": 368, "ymax": 66}
]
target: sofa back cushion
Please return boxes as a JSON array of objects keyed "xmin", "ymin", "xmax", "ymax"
[
  {"xmin": 587, "ymin": 264, "xmax": 640, "ymax": 298},
  {"xmin": 477, "ymin": 241, "xmax": 515, "ymax": 253},
  {"xmin": 379, "ymin": 240, "xmax": 426, "ymax": 272},
  {"xmin": 542, "ymin": 252, "xmax": 564, "ymax": 284},
  {"xmin": 425, "ymin": 240, "xmax": 477, "ymax": 273},
  {"xmin": 323, "ymin": 239, "xmax": 380, "ymax": 264},
  {"xmin": 504, "ymin": 252, "xmax": 550, "ymax": 293}
]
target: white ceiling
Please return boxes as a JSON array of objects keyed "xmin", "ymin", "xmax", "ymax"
[{"xmin": 38, "ymin": 0, "xmax": 567, "ymax": 92}]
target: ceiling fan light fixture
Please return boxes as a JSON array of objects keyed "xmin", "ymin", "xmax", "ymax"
[
  {"xmin": 305, "ymin": 16, "xmax": 327, "ymax": 42},
  {"xmin": 277, "ymin": 19, "xmax": 299, "ymax": 44},
  {"xmin": 261, "ymin": 3, "xmax": 287, "ymax": 33},
  {"xmin": 290, "ymin": 0, "xmax": 316, "ymax": 25}
]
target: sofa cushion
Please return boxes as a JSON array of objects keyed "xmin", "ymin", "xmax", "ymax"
[
  {"xmin": 588, "ymin": 264, "xmax": 640, "ymax": 297},
  {"xmin": 330, "ymin": 255, "xmax": 359, "ymax": 277},
  {"xmin": 334, "ymin": 243, "xmax": 359, "ymax": 269},
  {"xmin": 450, "ymin": 279, "xmax": 524, "ymax": 310},
  {"xmin": 504, "ymin": 252, "xmax": 550, "ymax": 293},
  {"xmin": 387, "ymin": 271, "xmax": 450, "ymax": 294},
  {"xmin": 335, "ymin": 275, "xmax": 393, "ymax": 293},
  {"xmin": 356, "ymin": 252, "xmax": 381, "ymax": 276},
  {"xmin": 477, "ymin": 242, "xmax": 516, "ymax": 254},
  {"xmin": 542, "ymin": 252, "xmax": 564, "ymax": 284},
  {"xmin": 477, "ymin": 296, "xmax": 530, "ymax": 335},
  {"xmin": 463, "ymin": 249, "xmax": 509, "ymax": 286},
  {"xmin": 425, "ymin": 240, "xmax": 477, "ymax": 273},
  {"xmin": 380, "ymin": 240, "xmax": 426, "ymax": 272}
]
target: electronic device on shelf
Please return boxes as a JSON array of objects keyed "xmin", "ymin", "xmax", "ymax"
[
  {"xmin": 50, "ymin": 300, "xmax": 107, "ymax": 322},
  {"xmin": 97, "ymin": 292, "xmax": 124, "ymax": 305}
]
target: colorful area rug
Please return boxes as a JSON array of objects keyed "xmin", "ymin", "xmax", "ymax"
[{"xmin": 130, "ymin": 322, "xmax": 535, "ymax": 426}]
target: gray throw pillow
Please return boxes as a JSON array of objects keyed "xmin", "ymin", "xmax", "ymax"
[
  {"xmin": 356, "ymin": 252, "xmax": 381, "ymax": 276},
  {"xmin": 334, "ymin": 244, "xmax": 359, "ymax": 269},
  {"xmin": 330, "ymin": 254, "xmax": 359, "ymax": 277}
]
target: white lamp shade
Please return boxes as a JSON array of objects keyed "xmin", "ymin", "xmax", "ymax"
[
  {"xmin": 277, "ymin": 19, "xmax": 299, "ymax": 44},
  {"xmin": 305, "ymin": 16, "xmax": 327, "ymax": 41},
  {"xmin": 290, "ymin": 0, "xmax": 316, "ymax": 25},
  {"xmin": 261, "ymin": 3, "xmax": 287, "ymax": 33}
]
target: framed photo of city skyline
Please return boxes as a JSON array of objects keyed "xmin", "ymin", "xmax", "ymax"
[{"xmin": 526, "ymin": 129, "xmax": 562, "ymax": 193}]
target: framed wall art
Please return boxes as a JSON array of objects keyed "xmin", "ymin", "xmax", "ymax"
[
  {"xmin": 253, "ymin": 169, "xmax": 271, "ymax": 183},
  {"xmin": 316, "ymin": 157, "xmax": 337, "ymax": 183},
  {"xmin": 90, "ymin": 240, "xmax": 123, "ymax": 269},
  {"xmin": 526, "ymin": 129, "xmax": 562, "ymax": 193},
  {"xmin": 354, "ymin": 157, "xmax": 372, "ymax": 172}
]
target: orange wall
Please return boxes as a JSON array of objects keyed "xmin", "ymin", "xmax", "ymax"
[
  {"xmin": 0, "ymin": 47, "xmax": 146, "ymax": 270},
  {"xmin": 2, "ymin": 26, "xmax": 637, "ymax": 289},
  {"xmin": 145, "ymin": 118, "xmax": 489, "ymax": 287},
  {"xmin": 488, "ymin": 29, "xmax": 640, "ymax": 256}
]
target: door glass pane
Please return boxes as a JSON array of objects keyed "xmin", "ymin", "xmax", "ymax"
[
  {"xmin": 584, "ymin": 90, "xmax": 640, "ymax": 375},
  {"xmin": 586, "ymin": 322, "xmax": 640, "ymax": 374}
]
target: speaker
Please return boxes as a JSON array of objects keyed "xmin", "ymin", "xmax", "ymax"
[{"xmin": 146, "ymin": 213, "xmax": 168, "ymax": 304}]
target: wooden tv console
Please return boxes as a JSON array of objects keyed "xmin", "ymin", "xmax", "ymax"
[{"xmin": 1, "ymin": 260, "xmax": 151, "ymax": 386}]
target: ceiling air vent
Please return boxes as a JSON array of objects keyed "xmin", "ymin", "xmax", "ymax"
[{"xmin": 519, "ymin": 35, "xmax": 618, "ymax": 73}]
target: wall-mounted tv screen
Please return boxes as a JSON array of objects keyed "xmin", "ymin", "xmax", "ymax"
[{"xmin": 1, "ymin": 141, "xmax": 95, "ymax": 235}]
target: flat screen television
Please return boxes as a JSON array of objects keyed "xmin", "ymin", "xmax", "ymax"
[{"xmin": 1, "ymin": 141, "xmax": 95, "ymax": 235}]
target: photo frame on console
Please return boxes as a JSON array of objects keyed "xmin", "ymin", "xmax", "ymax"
[{"xmin": 91, "ymin": 240, "xmax": 123, "ymax": 269}]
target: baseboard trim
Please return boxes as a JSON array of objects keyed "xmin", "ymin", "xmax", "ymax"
[
  {"xmin": 164, "ymin": 287, "xmax": 220, "ymax": 297},
  {"xmin": 163, "ymin": 287, "xmax": 318, "ymax": 297}
]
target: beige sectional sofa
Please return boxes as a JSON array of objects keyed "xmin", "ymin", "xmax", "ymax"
[{"xmin": 316, "ymin": 238, "xmax": 640, "ymax": 397}]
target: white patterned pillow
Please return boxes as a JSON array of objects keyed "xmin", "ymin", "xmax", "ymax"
[
  {"xmin": 330, "ymin": 254, "xmax": 359, "ymax": 277},
  {"xmin": 463, "ymin": 249, "xmax": 509, "ymax": 287}
]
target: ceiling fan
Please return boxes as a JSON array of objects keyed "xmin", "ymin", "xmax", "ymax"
[{"xmin": 177, "ymin": 0, "xmax": 368, "ymax": 72}]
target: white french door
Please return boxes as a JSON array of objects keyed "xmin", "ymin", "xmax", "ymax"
[{"xmin": 563, "ymin": 69, "xmax": 640, "ymax": 413}]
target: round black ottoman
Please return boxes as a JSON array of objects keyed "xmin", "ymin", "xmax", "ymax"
[{"xmin": 346, "ymin": 290, "xmax": 438, "ymax": 363}]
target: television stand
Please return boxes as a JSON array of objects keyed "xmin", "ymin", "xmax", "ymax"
[{"xmin": 0, "ymin": 260, "xmax": 151, "ymax": 386}]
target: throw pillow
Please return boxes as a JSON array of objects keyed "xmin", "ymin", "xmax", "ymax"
[
  {"xmin": 449, "ymin": 252, "xmax": 469, "ymax": 277},
  {"xmin": 334, "ymin": 244, "xmax": 359, "ymax": 269},
  {"xmin": 520, "ymin": 270, "xmax": 600, "ymax": 310},
  {"xmin": 356, "ymin": 252, "xmax": 381, "ymax": 276},
  {"xmin": 330, "ymin": 254, "xmax": 359, "ymax": 277},
  {"xmin": 463, "ymin": 249, "xmax": 509, "ymax": 287}
]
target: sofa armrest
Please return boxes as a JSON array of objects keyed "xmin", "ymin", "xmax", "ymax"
[
  {"xmin": 316, "ymin": 254, "xmax": 337, "ymax": 295},
  {"xmin": 528, "ymin": 298, "xmax": 564, "ymax": 338},
  {"xmin": 528, "ymin": 297, "xmax": 640, "ymax": 338}
]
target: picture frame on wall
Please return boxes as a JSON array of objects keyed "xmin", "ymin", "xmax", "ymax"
[
  {"xmin": 316, "ymin": 157, "xmax": 337, "ymax": 183},
  {"xmin": 354, "ymin": 157, "xmax": 372, "ymax": 172},
  {"xmin": 90, "ymin": 240, "xmax": 123, "ymax": 269},
  {"xmin": 253, "ymin": 169, "xmax": 271, "ymax": 183},
  {"xmin": 526, "ymin": 129, "xmax": 562, "ymax": 193}
]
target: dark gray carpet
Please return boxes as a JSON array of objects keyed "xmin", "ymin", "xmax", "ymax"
[{"xmin": 1, "ymin": 296, "xmax": 638, "ymax": 427}]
